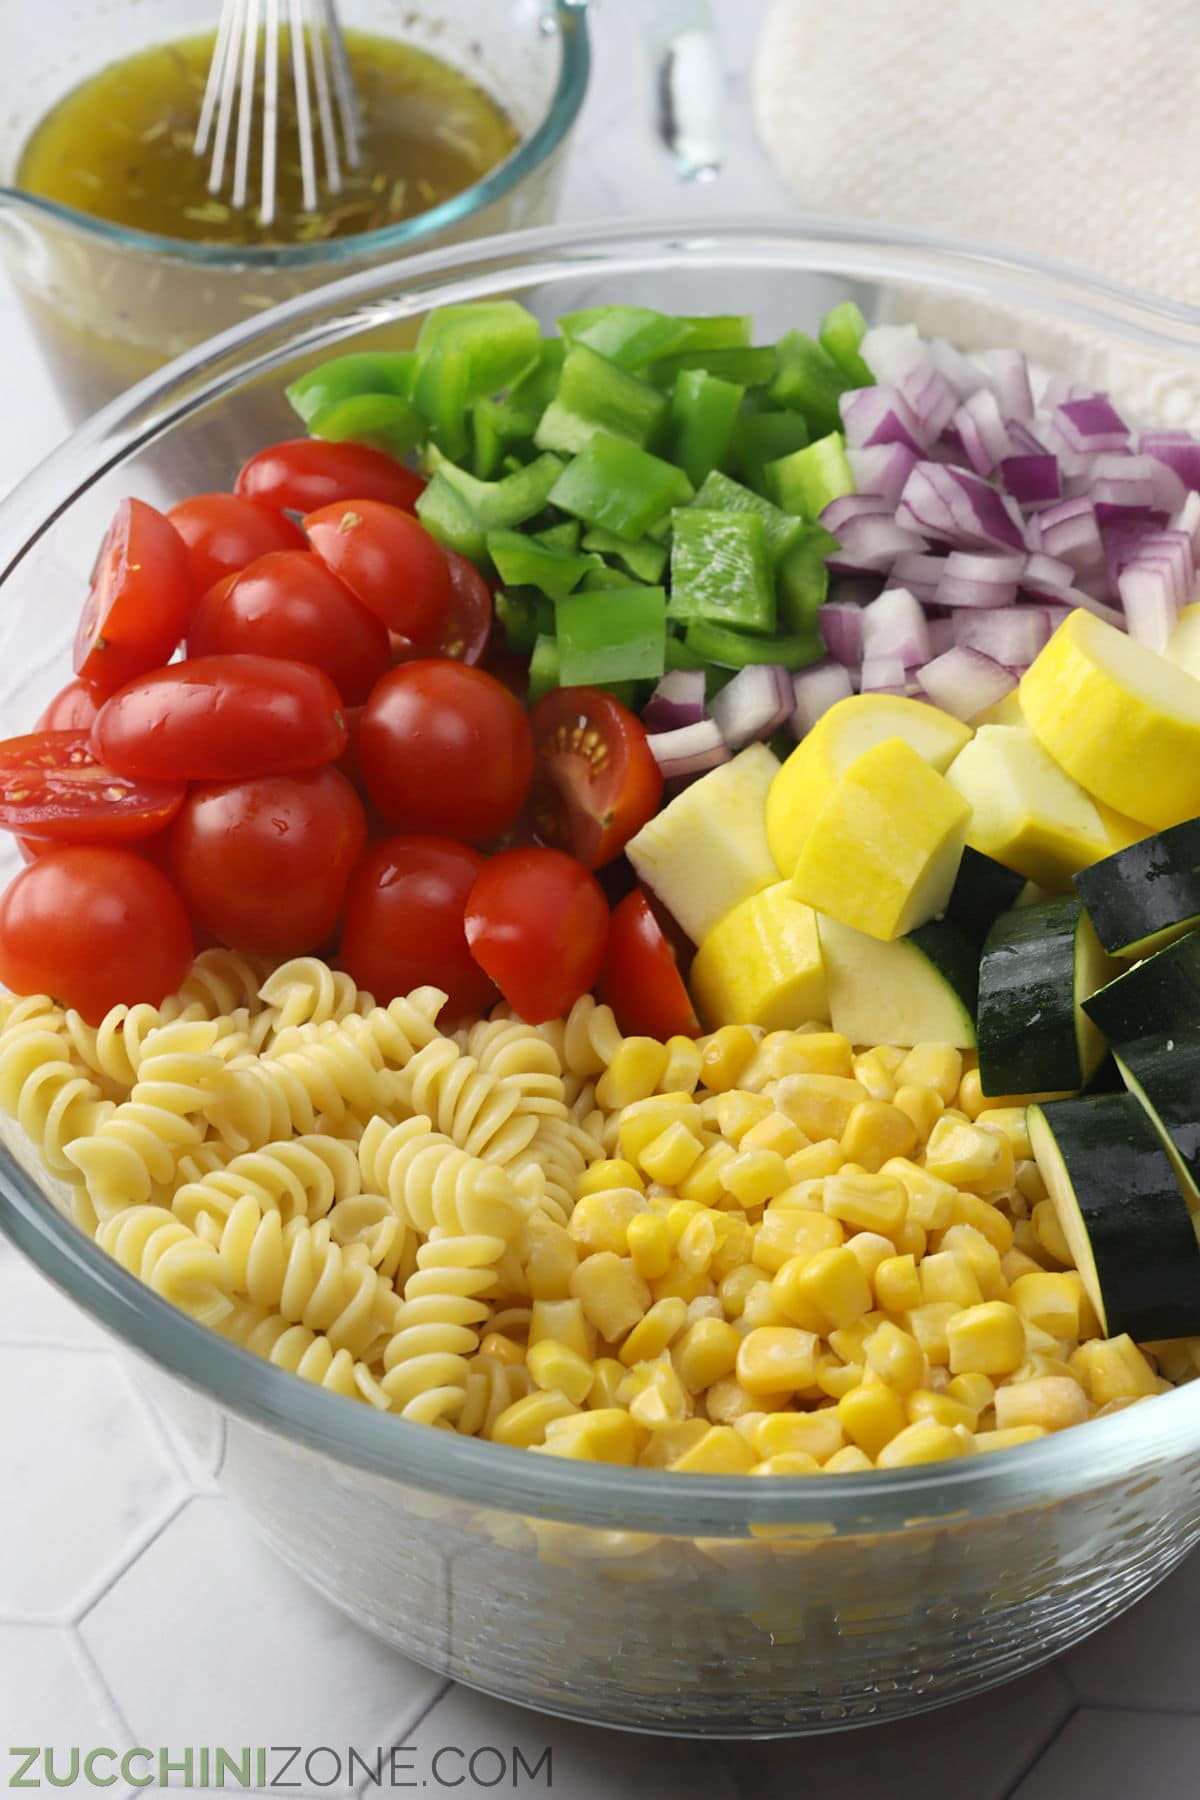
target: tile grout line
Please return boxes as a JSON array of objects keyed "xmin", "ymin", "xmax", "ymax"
[
  {"xmin": 1003, "ymin": 1699, "xmax": 1079, "ymax": 1800},
  {"xmin": 71, "ymin": 1621, "xmax": 139, "ymax": 1744},
  {"xmin": 69, "ymin": 1492, "xmax": 195, "ymax": 1628},
  {"xmin": 354, "ymin": 1682, "xmax": 454, "ymax": 1799}
]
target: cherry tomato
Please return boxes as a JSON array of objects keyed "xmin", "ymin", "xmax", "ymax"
[
  {"xmin": 392, "ymin": 551, "xmax": 493, "ymax": 666},
  {"xmin": 338, "ymin": 836, "xmax": 496, "ymax": 1018},
  {"xmin": 168, "ymin": 767, "xmax": 366, "ymax": 956},
  {"xmin": 0, "ymin": 847, "xmax": 193, "ymax": 1024},
  {"xmin": 464, "ymin": 847, "xmax": 609, "ymax": 1024},
  {"xmin": 529, "ymin": 688, "xmax": 664, "ymax": 870},
  {"xmin": 0, "ymin": 730, "xmax": 185, "ymax": 843},
  {"xmin": 304, "ymin": 499, "xmax": 451, "ymax": 643},
  {"xmin": 360, "ymin": 660, "xmax": 533, "ymax": 844},
  {"xmin": 188, "ymin": 550, "xmax": 390, "ymax": 705},
  {"xmin": 73, "ymin": 498, "xmax": 195, "ymax": 689},
  {"xmin": 167, "ymin": 492, "xmax": 305, "ymax": 595},
  {"xmin": 36, "ymin": 679, "xmax": 106, "ymax": 733},
  {"xmin": 336, "ymin": 703, "xmax": 366, "ymax": 793},
  {"xmin": 237, "ymin": 438, "xmax": 426, "ymax": 516},
  {"xmin": 599, "ymin": 889, "xmax": 700, "ymax": 1039},
  {"xmin": 92, "ymin": 655, "xmax": 347, "ymax": 781}
]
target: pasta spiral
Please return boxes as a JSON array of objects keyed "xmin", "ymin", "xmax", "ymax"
[
  {"xmin": 204, "ymin": 1021, "xmax": 385, "ymax": 1152},
  {"xmin": 456, "ymin": 1349, "xmax": 533, "ymax": 1439},
  {"xmin": 96, "ymin": 1204, "xmax": 232, "ymax": 1326},
  {"xmin": 458, "ymin": 1018, "xmax": 569, "ymax": 1118},
  {"xmin": 389, "ymin": 1036, "xmax": 540, "ymax": 1166},
  {"xmin": 377, "ymin": 1233, "xmax": 501, "ymax": 1425},
  {"xmin": 327, "ymin": 1191, "xmax": 412, "ymax": 1284},
  {"xmin": 173, "ymin": 1134, "xmax": 362, "ymax": 1232},
  {"xmin": 169, "ymin": 947, "xmax": 271, "ymax": 1020},
  {"xmin": 357, "ymin": 1114, "xmax": 526, "ymax": 1244},
  {"xmin": 558, "ymin": 994, "xmax": 625, "ymax": 1080},
  {"xmin": 0, "ymin": 1026, "xmax": 114, "ymax": 1178},
  {"xmin": 257, "ymin": 957, "xmax": 375, "ymax": 1035},
  {"xmin": 217, "ymin": 1298, "xmax": 387, "ymax": 1406}
]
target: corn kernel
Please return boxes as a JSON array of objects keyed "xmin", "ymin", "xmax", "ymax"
[
  {"xmin": 895, "ymin": 1043, "xmax": 962, "ymax": 1104},
  {"xmin": 637, "ymin": 1418, "xmax": 710, "ymax": 1467},
  {"xmin": 877, "ymin": 1420, "xmax": 969, "ymax": 1467},
  {"xmin": 939, "ymin": 1222, "xmax": 1007, "ymax": 1298},
  {"xmin": 864, "ymin": 1320, "xmax": 926, "ymax": 1393},
  {"xmin": 946, "ymin": 1372, "xmax": 994, "ymax": 1418},
  {"xmin": 524, "ymin": 1220, "xmax": 579, "ymax": 1300},
  {"xmin": 874, "ymin": 1252, "xmax": 922, "ymax": 1314},
  {"xmin": 588, "ymin": 1357, "xmax": 628, "ymax": 1410},
  {"xmin": 660, "ymin": 1035, "xmax": 704, "ymax": 1094},
  {"xmin": 569, "ymin": 1253, "xmax": 651, "ymax": 1342},
  {"xmin": 686, "ymin": 1295, "xmax": 724, "ymax": 1325},
  {"xmin": 736, "ymin": 1326, "xmax": 820, "ymax": 1394},
  {"xmin": 673, "ymin": 1426, "xmax": 758, "ymax": 1473},
  {"xmin": 624, "ymin": 1355, "xmax": 691, "ymax": 1428},
  {"xmin": 638, "ymin": 1121, "xmax": 705, "ymax": 1186},
  {"xmin": 1031, "ymin": 1199, "xmax": 1071, "ymax": 1266},
  {"xmin": 677, "ymin": 1141, "xmax": 738, "ymax": 1205},
  {"xmin": 845, "ymin": 1232, "xmax": 895, "ymax": 1283},
  {"xmin": 753, "ymin": 1206, "xmax": 843, "ymax": 1276},
  {"xmin": 1077, "ymin": 1334, "xmax": 1159, "ymax": 1406},
  {"xmin": 824, "ymin": 1168, "xmax": 908, "ymax": 1235},
  {"xmin": 976, "ymin": 1106, "xmax": 1032, "ymax": 1160},
  {"xmin": 701, "ymin": 1088, "xmax": 774, "ymax": 1142},
  {"xmin": 721, "ymin": 1148, "xmax": 792, "ymax": 1208},
  {"xmin": 1010, "ymin": 1271, "xmax": 1083, "ymax": 1339},
  {"xmin": 892, "ymin": 1218, "xmax": 928, "ymax": 1259},
  {"xmin": 664, "ymin": 1200, "xmax": 702, "ymax": 1244},
  {"xmin": 853, "ymin": 1047, "xmax": 900, "ymax": 1101},
  {"xmin": 710, "ymin": 1216, "xmax": 755, "ymax": 1279},
  {"xmin": 775, "ymin": 1245, "xmax": 872, "ymax": 1332},
  {"xmin": 925, "ymin": 1117, "xmax": 1015, "ymax": 1194},
  {"xmin": 578, "ymin": 1158, "xmax": 644, "ymax": 1197},
  {"xmin": 946, "ymin": 1301, "xmax": 1025, "ymax": 1376},
  {"xmin": 618, "ymin": 1097, "xmax": 703, "ymax": 1164},
  {"xmin": 957, "ymin": 1066, "xmax": 986, "ymax": 1119},
  {"xmin": 673, "ymin": 1317, "xmax": 742, "ymax": 1391},
  {"xmin": 751, "ymin": 1452, "xmax": 823, "ymax": 1475},
  {"xmin": 839, "ymin": 1101, "xmax": 918, "ymax": 1174},
  {"xmin": 528, "ymin": 1298, "xmax": 593, "ymax": 1361},
  {"xmin": 774, "ymin": 1073, "xmax": 866, "ymax": 1140},
  {"xmin": 719, "ymin": 1264, "xmax": 763, "ymax": 1319},
  {"xmin": 627, "ymin": 1211, "xmax": 672, "ymax": 1280},
  {"xmin": 650, "ymin": 1262, "xmax": 716, "ymax": 1305},
  {"xmin": 478, "ymin": 1331, "xmax": 525, "ymax": 1367},
  {"xmin": 491, "ymin": 1389, "xmax": 578, "ymax": 1447},
  {"xmin": 740, "ymin": 1113, "xmax": 810, "ymax": 1159},
  {"xmin": 824, "ymin": 1444, "xmax": 874, "ymax": 1472},
  {"xmin": 881, "ymin": 1157, "xmax": 957, "ymax": 1230},
  {"xmin": 706, "ymin": 1375, "xmax": 790, "ymax": 1422},
  {"xmin": 827, "ymin": 1318, "xmax": 876, "ymax": 1365},
  {"xmin": 762, "ymin": 1030, "xmax": 854, "ymax": 1079},
  {"xmin": 1016, "ymin": 1159, "xmax": 1048, "ymax": 1205},
  {"xmin": 1001, "ymin": 1248, "xmax": 1045, "ymax": 1285},
  {"xmin": 892, "ymin": 1083, "xmax": 944, "ymax": 1144},
  {"xmin": 994, "ymin": 1375, "xmax": 1088, "ymax": 1431},
  {"xmin": 526, "ymin": 1340, "xmax": 596, "ymax": 1407},
  {"xmin": 950, "ymin": 1192, "xmax": 1014, "ymax": 1254},
  {"xmin": 784, "ymin": 1139, "xmax": 844, "ymax": 1183},
  {"xmin": 742, "ymin": 1279, "xmax": 790, "ymax": 1329},
  {"xmin": 677, "ymin": 1209, "xmax": 722, "ymax": 1274},
  {"xmin": 905, "ymin": 1388, "xmax": 977, "ymax": 1430},
  {"xmin": 974, "ymin": 1424, "xmax": 1048, "ymax": 1452},
  {"xmin": 905, "ymin": 1301, "xmax": 959, "ymax": 1365},
  {"xmin": 568, "ymin": 1189, "xmax": 647, "ymax": 1257},
  {"xmin": 817, "ymin": 1358, "xmax": 864, "ymax": 1400},
  {"xmin": 596, "ymin": 1037, "xmax": 671, "ymax": 1110},
  {"xmin": 920, "ymin": 1252, "xmax": 984, "ymax": 1310},
  {"xmin": 754, "ymin": 1410, "xmax": 845, "ymax": 1463},
  {"xmin": 619, "ymin": 1296, "xmax": 689, "ymax": 1366},
  {"xmin": 540, "ymin": 1407, "xmax": 637, "ymax": 1464},
  {"xmin": 837, "ymin": 1383, "xmax": 907, "ymax": 1457},
  {"xmin": 699, "ymin": 1025, "xmax": 759, "ymax": 1091}
]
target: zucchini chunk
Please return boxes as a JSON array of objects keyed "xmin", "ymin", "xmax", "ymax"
[
  {"xmin": 942, "ymin": 845, "xmax": 1026, "ymax": 949},
  {"xmin": 1028, "ymin": 1093, "xmax": 1200, "ymax": 1340},
  {"xmin": 1082, "ymin": 927, "xmax": 1200, "ymax": 1044},
  {"xmin": 816, "ymin": 914, "xmax": 978, "ymax": 1048},
  {"xmin": 977, "ymin": 896, "xmax": 1116, "ymax": 1096},
  {"xmin": 1114, "ymin": 1029, "xmax": 1200, "ymax": 1207},
  {"xmin": 1074, "ymin": 817, "xmax": 1200, "ymax": 958}
]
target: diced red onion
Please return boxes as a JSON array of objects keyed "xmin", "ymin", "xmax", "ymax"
[
  {"xmin": 926, "ymin": 617, "xmax": 956, "ymax": 656},
  {"xmin": 1040, "ymin": 375, "xmax": 1097, "ymax": 409},
  {"xmin": 641, "ymin": 668, "xmax": 706, "ymax": 734},
  {"xmin": 1119, "ymin": 561, "xmax": 1180, "ymax": 654},
  {"xmin": 1104, "ymin": 514, "xmax": 1170, "ymax": 591},
  {"xmin": 861, "ymin": 586, "xmax": 931, "ymax": 667},
  {"xmin": 819, "ymin": 493, "xmax": 894, "ymax": 534},
  {"xmin": 860, "ymin": 325, "xmax": 924, "ymax": 384},
  {"xmin": 709, "ymin": 664, "xmax": 794, "ymax": 750},
  {"xmin": 839, "ymin": 386, "xmax": 929, "ymax": 455},
  {"xmin": 886, "ymin": 552, "xmax": 946, "ymax": 606},
  {"xmin": 1053, "ymin": 396, "xmax": 1129, "ymax": 454},
  {"xmin": 897, "ymin": 461, "xmax": 1025, "ymax": 552},
  {"xmin": 935, "ymin": 550, "xmax": 1024, "ymax": 609},
  {"xmin": 790, "ymin": 661, "xmax": 854, "ymax": 736},
  {"xmin": 1020, "ymin": 552, "xmax": 1076, "ymax": 602},
  {"xmin": 952, "ymin": 606, "xmax": 1052, "ymax": 667},
  {"xmin": 1128, "ymin": 530, "xmax": 1196, "ymax": 604},
  {"xmin": 826, "ymin": 577, "xmax": 881, "ymax": 608},
  {"xmin": 1173, "ymin": 491, "xmax": 1200, "ymax": 560},
  {"xmin": 860, "ymin": 654, "xmax": 909, "ymax": 695},
  {"xmin": 1090, "ymin": 454, "xmax": 1157, "ymax": 519},
  {"xmin": 1145, "ymin": 456, "xmax": 1189, "ymax": 516},
  {"xmin": 917, "ymin": 646, "xmax": 1016, "ymax": 721},
  {"xmin": 825, "ymin": 514, "xmax": 928, "ymax": 576},
  {"xmin": 953, "ymin": 389, "xmax": 1012, "ymax": 476},
  {"xmin": 899, "ymin": 360, "xmax": 958, "ymax": 439},
  {"xmin": 928, "ymin": 336, "xmax": 989, "ymax": 399},
  {"xmin": 845, "ymin": 444, "xmax": 919, "ymax": 504},
  {"xmin": 819, "ymin": 602, "xmax": 866, "ymax": 667},
  {"xmin": 974, "ymin": 349, "xmax": 1035, "ymax": 422},
  {"xmin": 1139, "ymin": 432, "xmax": 1200, "ymax": 494},
  {"xmin": 645, "ymin": 719, "xmax": 731, "ymax": 779},
  {"xmin": 1060, "ymin": 588, "xmax": 1127, "ymax": 630},
  {"xmin": 1037, "ymin": 497, "xmax": 1105, "ymax": 574},
  {"xmin": 1001, "ymin": 454, "xmax": 1061, "ymax": 509}
]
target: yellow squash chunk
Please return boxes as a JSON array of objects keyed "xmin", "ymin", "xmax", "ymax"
[
  {"xmin": 972, "ymin": 689, "xmax": 1024, "ymax": 728},
  {"xmin": 1094, "ymin": 800, "xmax": 1151, "ymax": 852},
  {"xmin": 1020, "ymin": 607, "xmax": 1200, "ymax": 829},
  {"xmin": 791, "ymin": 737, "xmax": 970, "ymax": 941},
  {"xmin": 1165, "ymin": 600, "xmax": 1200, "ymax": 679},
  {"xmin": 944, "ymin": 722, "xmax": 1111, "ymax": 889},
  {"xmin": 765, "ymin": 694, "xmax": 973, "ymax": 877},
  {"xmin": 625, "ymin": 743, "xmax": 780, "ymax": 945},
  {"xmin": 690, "ymin": 883, "xmax": 828, "ymax": 1032}
]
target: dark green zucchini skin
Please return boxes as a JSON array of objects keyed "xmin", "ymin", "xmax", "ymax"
[
  {"xmin": 1114, "ymin": 1029, "xmax": 1200, "ymax": 1203},
  {"xmin": 943, "ymin": 847, "xmax": 1026, "ymax": 949},
  {"xmin": 1082, "ymin": 929, "xmax": 1200, "ymax": 1044},
  {"xmin": 1032, "ymin": 1093, "xmax": 1200, "ymax": 1340},
  {"xmin": 906, "ymin": 918, "xmax": 980, "ymax": 1018},
  {"xmin": 978, "ymin": 897, "xmax": 1086, "ymax": 1095},
  {"xmin": 1075, "ymin": 818, "xmax": 1200, "ymax": 956}
]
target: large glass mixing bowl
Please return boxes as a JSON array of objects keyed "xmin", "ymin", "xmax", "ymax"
[{"xmin": 2, "ymin": 219, "xmax": 1200, "ymax": 1738}]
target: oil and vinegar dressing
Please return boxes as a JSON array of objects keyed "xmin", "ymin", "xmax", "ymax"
[{"xmin": 17, "ymin": 28, "xmax": 519, "ymax": 246}]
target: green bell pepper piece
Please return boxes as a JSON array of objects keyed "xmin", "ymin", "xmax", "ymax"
[
  {"xmin": 495, "ymin": 589, "xmax": 542, "ymax": 656},
  {"xmin": 304, "ymin": 393, "xmax": 427, "ymax": 458},
  {"xmin": 684, "ymin": 618, "xmax": 824, "ymax": 671},
  {"xmin": 527, "ymin": 634, "xmax": 561, "ymax": 705},
  {"xmin": 536, "ymin": 520, "xmax": 582, "ymax": 553},
  {"xmin": 766, "ymin": 432, "xmax": 855, "ymax": 521},
  {"xmin": 286, "ymin": 351, "xmax": 417, "ymax": 425},
  {"xmin": 669, "ymin": 510, "xmax": 775, "ymax": 634},
  {"xmin": 690, "ymin": 470, "xmax": 807, "ymax": 566},
  {"xmin": 776, "ymin": 526, "xmax": 837, "ymax": 635},
  {"xmin": 668, "ymin": 369, "xmax": 744, "ymax": 487},
  {"xmin": 676, "ymin": 315, "xmax": 752, "ymax": 351},
  {"xmin": 486, "ymin": 530, "xmax": 598, "ymax": 602},
  {"xmin": 581, "ymin": 527, "xmax": 668, "ymax": 584},
  {"xmin": 768, "ymin": 331, "xmax": 852, "ymax": 436},
  {"xmin": 558, "ymin": 305, "xmax": 692, "ymax": 371},
  {"xmin": 534, "ymin": 344, "xmax": 668, "ymax": 455},
  {"xmin": 470, "ymin": 398, "xmax": 505, "ymax": 479},
  {"xmin": 430, "ymin": 451, "xmax": 566, "ymax": 531},
  {"xmin": 548, "ymin": 435, "xmax": 694, "ymax": 541},
  {"xmin": 414, "ymin": 473, "xmax": 486, "ymax": 566},
  {"xmin": 413, "ymin": 346, "xmax": 471, "ymax": 463},
  {"xmin": 664, "ymin": 634, "xmax": 707, "ymax": 672},
  {"xmin": 730, "ymin": 410, "xmax": 810, "ymax": 496},
  {"xmin": 581, "ymin": 564, "xmax": 648, "ymax": 591},
  {"xmin": 818, "ymin": 301, "xmax": 873, "ymax": 387},
  {"xmin": 651, "ymin": 346, "xmax": 778, "ymax": 389},
  {"xmin": 557, "ymin": 585, "xmax": 667, "ymax": 686},
  {"xmin": 415, "ymin": 301, "xmax": 542, "ymax": 401}
]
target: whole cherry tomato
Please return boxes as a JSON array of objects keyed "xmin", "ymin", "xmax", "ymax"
[
  {"xmin": 0, "ymin": 846, "xmax": 193, "ymax": 1023},
  {"xmin": 304, "ymin": 499, "xmax": 451, "ymax": 643},
  {"xmin": 599, "ymin": 889, "xmax": 701, "ymax": 1039},
  {"xmin": 188, "ymin": 550, "xmax": 390, "ymax": 704},
  {"xmin": 236, "ymin": 438, "xmax": 426, "ymax": 516},
  {"xmin": 73, "ymin": 498, "xmax": 195, "ymax": 690},
  {"xmin": 338, "ymin": 836, "xmax": 496, "ymax": 1018},
  {"xmin": 464, "ymin": 847, "xmax": 609, "ymax": 1024},
  {"xmin": 529, "ymin": 688, "xmax": 664, "ymax": 870},
  {"xmin": 167, "ymin": 492, "xmax": 304, "ymax": 594},
  {"xmin": 36, "ymin": 679, "xmax": 106, "ymax": 733},
  {"xmin": 0, "ymin": 730, "xmax": 185, "ymax": 844},
  {"xmin": 168, "ymin": 767, "xmax": 366, "ymax": 957},
  {"xmin": 360, "ymin": 660, "xmax": 533, "ymax": 844}
]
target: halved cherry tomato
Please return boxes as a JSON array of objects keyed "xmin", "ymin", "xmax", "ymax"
[
  {"xmin": 167, "ymin": 492, "xmax": 305, "ymax": 594},
  {"xmin": 0, "ymin": 846, "xmax": 193, "ymax": 1023},
  {"xmin": 304, "ymin": 499, "xmax": 451, "ymax": 643},
  {"xmin": 599, "ymin": 889, "xmax": 701, "ymax": 1040},
  {"xmin": 338, "ymin": 836, "xmax": 496, "ymax": 1018},
  {"xmin": 464, "ymin": 847, "xmax": 609, "ymax": 1024},
  {"xmin": 391, "ymin": 550, "xmax": 493, "ymax": 665},
  {"xmin": 92, "ymin": 655, "xmax": 347, "ymax": 781},
  {"xmin": 360, "ymin": 660, "xmax": 533, "ymax": 844},
  {"xmin": 0, "ymin": 730, "xmax": 185, "ymax": 843},
  {"xmin": 73, "ymin": 498, "xmax": 195, "ymax": 689},
  {"xmin": 36, "ymin": 679, "xmax": 106, "ymax": 733},
  {"xmin": 168, "ymin": 767, "xmax": 366, "ymax": 957},
  {"xmin": 528, "ymin": 688, "xmax": 664, "ymax": 870},
  {"xmin": 187, "ymin": 550, "xmax": 390, "ymax": 705},
  {"xmin": 236, "ymin": 438, "xmax": 426, "ymax": 516}
]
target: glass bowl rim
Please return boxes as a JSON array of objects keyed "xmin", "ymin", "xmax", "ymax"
[
  {"xmin": 0, "ymin": 0, "xmax": 590, "ymax": 271},
  {"xmin": 3, "ymin": 210, "xmax": 1200, "ymax": 1537}
]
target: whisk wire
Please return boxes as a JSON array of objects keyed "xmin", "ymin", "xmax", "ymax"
[
  {"xmin": 231, "ymin": 0, "xmax": 261, "ymax": 210},
  {"xmin": 261, "ymin": 0, "xmax": 281, "ymax": 225},
  {"xmin": 286, "ymin": 0, "xmax": 319, "ymax": 214},
  {"xmin": 306, "ymin": 0, "xmax": 344, "ymax": 196}
]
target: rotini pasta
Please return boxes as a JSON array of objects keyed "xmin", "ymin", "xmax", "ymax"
[
  {"xmin": 358, "ymin": 1113, "xmax": 525, "ymax": 1244},
  {"xmin": 96, "ymin": 1204, "xmax": 232, "ymax": 1326},
  {"xmin": 0, "ymin": 1026, "xmax": 114, "ymax": 1178},
  {"xmin": 376, "ymin": 1234, "xmax": 501, "ymax": 1425},
  {"xmin": 172, "ymin": 1134, "xmax": 362, "ymax": 1231},
  {"xmin": 204, "ymin": 1020, "xmax": 386, "ymax": 1151},
  {"xmin": 257, "ymin": 957, "xmax": 375, "ymax": 1035},
  {"xmin": 389, "ymin": 1036, "xmax": 540, "ymax": 1166},
  {"xmin": 326, "ymin": 1192, "xmax": 412, "ymax": 1284},
  {"xmin": 216, "ymin": 1298, "xmax": 387, "ymax": 1406}
]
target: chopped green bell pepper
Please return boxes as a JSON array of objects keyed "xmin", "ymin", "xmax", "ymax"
[
  {"xmin": 495, "ymin": 589, "xmax": 542, "ymax": 656},
  {"xmin": 669, "ymin": 510, "xmax": 775, "ymax": 634},
  {"xmin": 663, "ymin": 634, "xmax": 707, "ymax": 672},
  {"xmin": 430, "ymin": 451, "xmax": 565, "ymax": 530},
  {"xmin": 536, "ymin": 520, "xmax": 582, "ymax": 553},
  {"xmin": 581, "ymin": 564, "xmax": 649, "ymax": 591},
  {"xmin": 302, "ymin": 393, "xmax": 426, "ymax": 458},
  {"xmin": 414, "ymin": 301, "xmax": 541, "ymax": 401},
  {"xmin": 527, "ymin": 633, "xmax": 561, "ymax": 705},
  {"xmin": 818, "ymin": 301, "xmax": 873, "ymax": 387},
  {"xmin": 557, "ymin": 585, "xmax": 667, "ymax": 686},
  {"xmin": 766, "ymin": 432, "xmax": 855, "ymax": 521},
  {"xmin": 558, "ymin": 305, "xmax": 692, "ymax": 371},
  {"xmin": 768, "ymin": 331, "xmax": 852, "ymax": 436},
  {"xmin": 413, "ymin": 346, "xmax": 471, "ymax": 462},
  {"xmin": 730, "ymin": 409, "xmax": 810, "ymax": 496},
  {"xmin": 684, "ymin": 618, "xmax": 824, "ymax": 671},
  {"xmin": 469, "ymin": 398, "xmax": 505, "ymax": 478},
  {"xmin": 286, "ymin": 351, "xmax": 417, "ymax": 425},
  {"xmin": 582, "ymin": 527, "xmax": 669, "ymax": 584},
  {"xmin": 486, "ymin": 530, "xmax": 598, "ymax": 601},
  {"xmin": 690, "ymin": 470, "xmax": 807, "ymax": 566},
  {"xmin": 414, "ymin": 473, "xmax": 486, "ymax": 566},
  {"xmin": 651, "ymin": 346, "xmax": 778, "ymax": 389},
  {"xmin": 776, "ymin": 526, "xmax": 837, "ymax": 635},
  {"xmin": 548, "ymin": 435, "xmax": 694, "ymax": 541},
  {"xmin": 534, "ymin": 344, "xmax": 668, "ymax": 455},
  {"xmin": 676, "ymin": 315, "xmax": 752, "ymax": 351},
  {"xmin": 669, "ymin": 369, "xmax": 744, "ymax": 487}
]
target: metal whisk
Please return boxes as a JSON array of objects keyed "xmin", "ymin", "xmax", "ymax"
[{"xmin": 194, "ymin": 0, "xmax": 363, "ymax": 226}]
